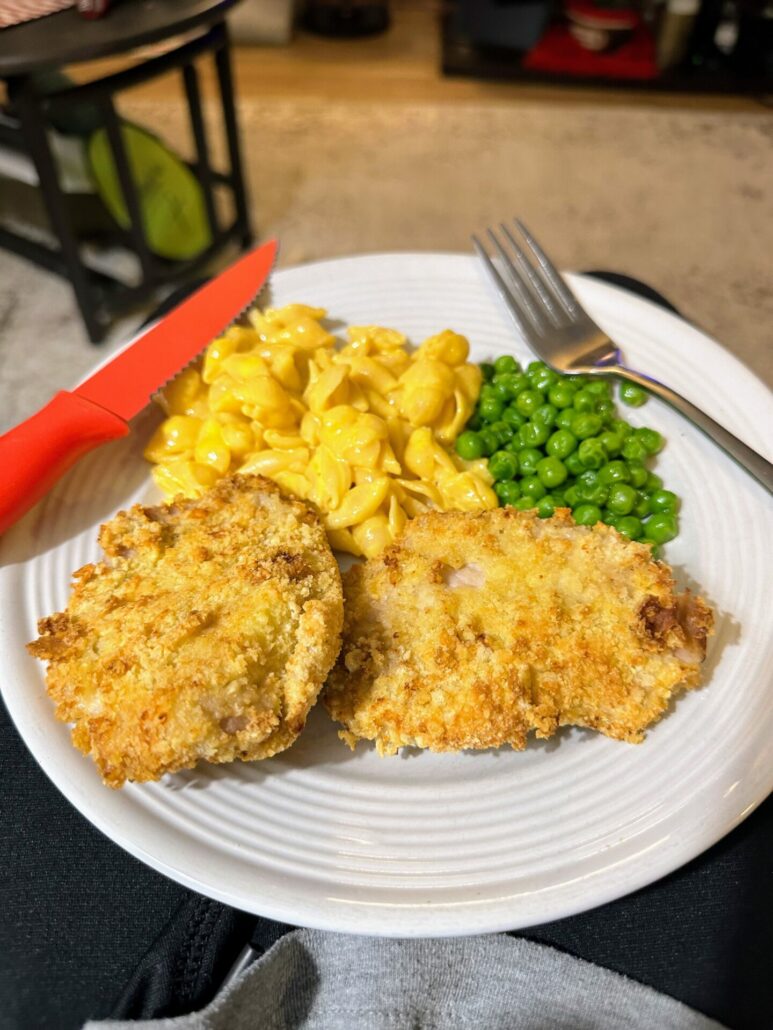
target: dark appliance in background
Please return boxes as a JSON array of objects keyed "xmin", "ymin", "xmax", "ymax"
[
  {"xmin": 444, "ymin": 0, "xmax": 772, "ymax": 92},
  {"xmin": 302, "ymin": 0, "xmax": 390, "ymax": 37}
]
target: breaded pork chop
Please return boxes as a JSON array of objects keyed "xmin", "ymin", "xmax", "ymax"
[
  {"xmin": 324, "ymin": 508, "xmax": 713, "ymax": 754},
  {"xmin": 28, "ymin": 474, "xmax": 343, "ymax": 787}
]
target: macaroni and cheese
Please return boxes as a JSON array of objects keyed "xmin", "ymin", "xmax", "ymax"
[{"xmin": 144, "ymin": 304, "xmax": 496, "ymax": 557}]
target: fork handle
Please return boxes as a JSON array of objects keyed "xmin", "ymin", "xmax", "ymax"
[{"xmin": 613, "ymin": 366, "xmax": 773, "ymax": 494}]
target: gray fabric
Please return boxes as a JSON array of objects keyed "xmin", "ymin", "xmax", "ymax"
[{"xmin": 85, "ymin": 930, "xmax": 725, "ymax": 1030}]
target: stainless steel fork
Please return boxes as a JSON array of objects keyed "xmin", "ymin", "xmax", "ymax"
[{"xmin": 473, "ymin": 220, "xmax": 773, "ymax": 494}]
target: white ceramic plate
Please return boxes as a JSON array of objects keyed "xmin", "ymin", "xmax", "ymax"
[{"xmin": 2, "ymin": 254, "xmax": 772, "ymax": 937}]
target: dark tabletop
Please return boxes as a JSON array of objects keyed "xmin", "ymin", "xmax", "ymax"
[{"xmin": 0, "ymin": 0, "xmax": 241, "ymax": 78}]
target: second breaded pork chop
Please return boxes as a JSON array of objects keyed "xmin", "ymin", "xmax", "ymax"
[
  {"xmin": 28, "ymin": 474, "xmax": 343, "ymax": 787},
  {"xmin": 324, "ymin": 508, "xmax": 713, "ymax": 754}
]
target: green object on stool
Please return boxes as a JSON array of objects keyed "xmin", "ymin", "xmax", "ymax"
[{"xmin": 87, "ymin": 122, "xmax": 212, "ymax": 261}]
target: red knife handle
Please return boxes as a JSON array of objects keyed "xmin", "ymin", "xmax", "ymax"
[{"xmin": 0, "ymin": 390, "xmax": 129, "ymax": 535}]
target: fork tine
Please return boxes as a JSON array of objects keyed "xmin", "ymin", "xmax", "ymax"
[
  {"xmin": 514, "ymin": 219, "xmax": 580, "ymax": 315},
  {"xmin": 499, "ymin": 223, "xmax": 561, "ymax": 320},
  {"xmin": 485, "ymin": 228, "xmax": 548, "ymax": 331},
  {"xmin": 471, "ymin": 234, "xmax": 540, "ymax": 346}
]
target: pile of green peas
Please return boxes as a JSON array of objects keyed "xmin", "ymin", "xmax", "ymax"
[{"xmin": 455, "ymin": 355, "xmax": 680, "ymax": 551}]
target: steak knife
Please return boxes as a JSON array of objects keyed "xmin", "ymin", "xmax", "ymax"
[{"xmin": 0, "ymin": 239, "xmax": 277, "ymax": 535}]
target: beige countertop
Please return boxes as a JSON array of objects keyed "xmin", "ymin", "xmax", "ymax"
[{"xmin": 1, "ymin": 6, "xmax": 771, "ymax": 430}]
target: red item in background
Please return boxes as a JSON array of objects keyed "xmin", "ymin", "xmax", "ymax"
[
  {"xmin": 77, "ymin": 0, "xmax": 109, "ymax": 18},
  {"xmin": 524, "ymin": 22, "xmax": 658, "ymax": 79}
]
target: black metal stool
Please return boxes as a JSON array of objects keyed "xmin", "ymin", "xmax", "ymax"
[{"xmin": 0, "ymin": 0, "xmax": 252, "ymax": 343}]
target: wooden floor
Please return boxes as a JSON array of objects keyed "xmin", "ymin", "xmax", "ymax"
[{"xmin": 69, "ymin": 0, "xmax": 764, "ymax": 111}]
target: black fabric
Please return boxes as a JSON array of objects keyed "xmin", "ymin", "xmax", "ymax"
[
  {"xmin": 518, "ymin": 795, "xmax": 773, "ymax": 1030},
  {"xmin": 109, "ymin": 898, "xmax": 256, "ymax": 1021},
  {"xmin": 0, "ymin": 696, "xmax": 195, "ymax": 1030},
  {"xmin": 2, "ymin": 274, "xmax": 770, "ymax": 1030}
]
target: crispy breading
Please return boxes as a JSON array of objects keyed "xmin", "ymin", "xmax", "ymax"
[
  {"xmin": 28, "ymin": 475, "xmax": 343, "ymax": 787},
  {"xmin": 324, "ymin": 508, "xmax": 713, "ymax": 754}
]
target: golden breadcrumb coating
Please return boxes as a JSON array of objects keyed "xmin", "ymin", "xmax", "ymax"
[
  {"xmin": 28, "ymin": 474, "xmax": 343, "ymax": 787},
  {"xmin": 324, "ymin": 508, "xmax": 713, "ymax": 754}
]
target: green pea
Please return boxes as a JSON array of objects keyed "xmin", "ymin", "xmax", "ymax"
[
  {"xmin": 635, "ymin": 427, "xmax": 664, "ymax": 455},
  {"xmin": 576, "ymin": 469, "xmax": 600, "ymax": 489},
  {"xmin": 502, "ymin": 405, "xmax": 526, "ymax": 429},
  {"xmin": 520, "ymin": 476, "xmax": 547, "ymax": 501},
  {"xmin": 550, "ymin": 487, "xmax": 567, "ymax": 506},
  {"xmin": 598, "ymin": 460, "xmax": 631, "ymax": 485},
  {"xmin": 564, "ymin": 451, "xmax": 586, "ymax": 476},
  {"xmin": 519, "ymin": 421, "xmax": 549, "ymax": 448},
  {"xmin": 479, "ymin": 395, "xmax": 505, "ymax": 422},
  {"xmin": 555, "ymin": 409, "xmax": 576, "ymax": 432},
  {"xmin": 478, "ymin": 429, "xmax": 499, "ymax": 456},
  {"xmin": 612, "ymin": 419, "xmax": 634, "ymax": 440},
  {"xmin": 571, "ymin": 413, "xmax": 603, "ymax": 440},
  {"xmin": 480, "ymin": 362, "xmax": 496, "ymax": 382},
  {"xmin": 563, "ymin": 485, "xmax": 580, "ymax": 507},
  {"xmin": 495, "ymin": 480, "xmax": 522, "ymax": 506},
  {"xmin": 644, "ymin": 513, "xmax": 678, "ymax": 544},
  {"xmin": 513, "ymin": 496, "xmax": 536, "ymax": 511},
  {"xmin": 585, "ymin": 379, "xmax": 611, "ymax": 397},
  {"xmin": 494, "ymin": 354, "xmax": 519, "ymax": 375},
  {"xmin": 626, "ymin": 460, "xmax": 649, "ymax": 488},
  {"xmin": 581, "ymin": 486, "xmax": 610, "ymax": 510},
  {"xmin": 518, "ymin": 448, "xmax": 543, "ymax": 476},
  {"xmin": 597, "ymin": 430, "xmax": 622, "ymax": 457},
  {"xmin": 573, "ymin": 503, "xmax": 602, "ymax": 526},
  {"xmin": 645, "ymin": 472, "xmax": 663, "ymax": 493},
  {"xmin": 515, "ymin": 389, "xmax": 543, "ymax": 417},
  {"xmin": 573, "ymin": 388, "xmax": 597, "ymax": 413},
  {"xmin": 526, "ymin": 360, "xmax": 550, "ymax": 377},
  {"xmin": 546, "ymin": 429, "xmax": 577, "ymax": 460},
  {"xmin": 616, "ymin": 515, "xmax": 644, "ymax": 540},
  {"xmin": 602, "ymin": 510, "xmax": 620, "ymax": 528},
  {"xmin": 548, "ymin": 382, "xmax": 576, "ymax": 409},
  {"xmin": 649, "ymin": 489, "xmax": 679, "ymax": 514},
  {"xmin": 488, "ymin": 450, "xmax": 519, "ymax": 481},
  {"xmin": 620, "ymin": 382, "xmax": 648, "ymax": 407},
  {"xmin": 455, "ymin": 430, "xmax": 484, "ymax": 460},
  {"xmin": 505, "ymin": 438, "xmax": 522, "ymax": 454},
  {"xmin": 606, "ymin": 483, "xmax": 637, "ymax": 515},
  {"xmin": 536, "ymin": 456, "xmax": 568, "ymax": 489},
  {"xmin": 632, "ymin": 491, "xmax": 652, "ymax": 518},
  {"xmin": 479, "ymin": 383, "xmax": 498, "ymax": 403},
  {"xmin": 577, "ymin": 438, "xmax": 606, "ymax": 470},
  {"xmin": 494, "ymin": 372, "xmax": 528, "ymax": 399},
  {"xmin": 466, "ymin": 414, "xmax": 483, "ymax": 432},
  {"xmin": 533, "ymin": 403, "xmax": 558, "ymax": 428},
  {"xmin": 536, "ymin": 495, "xmax": 557, "ymax": 518},
  {"xmin": 594, "ymin": 400, "xmax": 616, "ymax": 422},
  {"xmin": 527, "ymin": 361, "xmax": 557, "ymax": 391},
  {"xmin": 492, "ymin": 377, "xmax": 516, "ymax": 402},
  {"xmin": 575, "ymin": 473, "xmax": 609, "ymax": 507},
  {"xmin": 621, "ymin": 437, "xmax": 648, "ymax": 462},
  {"xmin": 534, "ymin": 373, "xmax": 557, "ymax": 393},
  {"xmin": 490, "ymin": 420, "xmax": 515, "ymax": 445}
]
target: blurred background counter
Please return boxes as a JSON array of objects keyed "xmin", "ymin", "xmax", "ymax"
[{"xmin": 0, "ymin": 0, "xmax": 770, "ymax": 433}]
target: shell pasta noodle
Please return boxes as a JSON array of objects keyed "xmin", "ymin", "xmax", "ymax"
[{"xmin": 144, "ymin": 305, "xmax": 497, "ymax": 557}]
